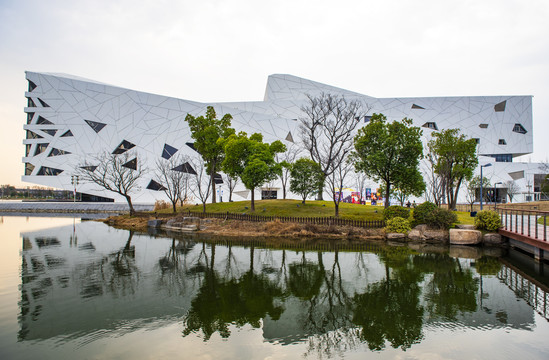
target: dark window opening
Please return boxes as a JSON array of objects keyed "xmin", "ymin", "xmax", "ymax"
[
  {"xmin": 37, "ymin": 166, "xmax": 63, "ymax": 176},
  {"xmin": 422, "ymin": 122, "xmax": 438, "ymax": 130},
  {"xmin": 498, "ymin": 139, "xmax": 507, "ymax": 145},
  {"xmin": 412, "ymin": 104, "xmax": 425, "ymax": 109},
  {"xmin": 487, "ymin": 154, "xmax": 512, "ymax": 162},
  {"xmin": 27, "ymin": 112, "xmax": 34, "ymax": 124},
  {"xmin": 161, "ymin": 144, "xmax": 178, "ymax": 159},
  {"xmin": 80, "ymin": 165, "xmax": 98, "ymax": 172},
  {"xmin": 25, "ymin": 163, "xmax": 35, "ymax": 176},
  {"xmin": 27, "ymin": 98, "xmax": 36, "ymax": 107},
  {"xmin": 186, "ymin": 142, "xmax": 198, "ymax": 153},
  {"xmin": 48, "ymin": 148, "xmax": 71, "ymax": 157},
  {"xmin": 112, "ymin": 140, "xmax": 136, "ymax": 154},
  {"xmin": 25, "ymin": 144, "xmax": 31, "ymax": 157},
  {"xmin": 146, "ymin": 180, "xmax": 166, "ymax": 191},
  {"xmin": 214, "ymin": 173, "xmax": 223, "ymax": 184},
  {"xmin": 38, "ymin": 98, "xmax": 50, "ymax": 108},
  {"xmin": 26, "ymin": 130, "xmax": 43, "ymax": 139},
  {"xmin": 473, "ymin": 138, "xmax": 480, "ymax": 144},
  {"xmin": 261, "ymin": 190, "xmax": 278, "ymax": 200},
  {"xmin": 285, "ymin": 131, "xmax": 294, "ymax": 143},
  {"xmin": 34, "ymin": 143, "xmax": 49, "ymax": 156},
  {"xmin": 171, "ymin": 162, "xmax": 197, "ymax": 175},
  {"xmin": 479, "ymin": 123, "xmax": 488, "ymax": 129},
  {"xmin": 36, "ymin": 116, "xmax": 53, "ymax": 125},
  {"xmin": 122, "ymin": 157, "xmax": 137, "ymax": 170},
  {"xmin": 364, "ymin": 116, "xmax": 372, "ymax": 123},
  {"xmin": 28, "ymin": 80, "xmax": 37, "ymax": 92},
  {"xmin": 42, "ymin": 129, "xmax": 57, "ymax": 136},
  {"xmin": 85, "ymin": 119, "xmax": 107, "ymax": 133},
  {"xmin": 60, "ymin": 130, "xmax": 73, "ymax": 137},
  {"xmin": 512, "ymin": 123, "xmax": 527, "ymax": 134},
  {"xmin": 494, "ymin": 100, "xmax": 506, "ymax": 112}
]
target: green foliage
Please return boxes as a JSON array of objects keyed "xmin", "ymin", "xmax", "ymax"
[
  {"xmin": 412, "ymin": 202, "xmax": 437, "ymax": 226},
  {"xmin": 222, "ymin": 132, "xmax": 286, "ymax": 211},
  {"xmin": 352, "ymin": 113, "xmax": 425, "ymax": 208},
  {"xmin": 426, "ymin": 208, "xmax": 457, "ymax": 230},
  {"xmin": 185, "ymin": 106, "xmax": 235, "ymax": 202},
  {"xmin": 289, "ymin": 158, "xmax": 324, "ymax": 204},
  {"xmin": 383, "ymin": 205, "xmax": 410, "ymax": 221},
  {"xmin": 427, "ymin": 129, "xmax": 478, "ymax": 209},
  {"xmin": 474, "ymin": 210, "xmax": 501, "ymax": 231},
  {"xmin": 385, "ymin": 217, "xmax": 411, "ymax": 233},
  {"xmin": 411, "ymin": 202, "xmax": 456, "ymax": 229},
  {"xmin": 474, "ymin": 256, "xmax": 502, "ymax": 276}
]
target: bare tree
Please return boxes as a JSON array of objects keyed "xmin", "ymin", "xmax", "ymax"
[
  {"xmin": 354, "ymin": 171, "xmax": 369, "ymax": 203},
  {"xmin": 299, "ymin": 93, "xmax": 369, "ymax": 200},
  {"xmin": 423, "ymin": 153, "xmax": 445, "ymax": 205},
  {"xmin": 154, "ymin": 154, "xmax": 191, "ymax": 213},
  {"xmin": 78, "ymin": 151, "xmax": 146, "ymax": 215},
  {"xmin": 504, "ymin": 179, "xmax": 520, "ymax": 203},
  {"xmin": 276, "ymin": 143, "xmax": 299, "ymax": 200},
  {"xmin": 223, "ymin": 173, "xmax": 239, "ymax": 202},
  {"xmin": 325, "ymin": 154, "xmax": 353, "ymax": 217},
  {"xmin": 190, "ymin": 155, "xmax": 212, "ymax": 213}
]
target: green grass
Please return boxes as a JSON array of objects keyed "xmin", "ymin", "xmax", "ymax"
[
  {"xmin": 154, "ymin": 199, "xmax": 475, "ymax": 225},
  {"xmin": 454, "ymin": 211, "xmax": 476, "ymax": 226}
]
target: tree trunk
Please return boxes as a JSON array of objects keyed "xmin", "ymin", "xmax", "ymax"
[
  {"xmin": 125, "ymin": 195, "xmax": 135, "ymax": 216},
  {"xmin": 384, "ymin": 183, "xmax": 391, "ymax": 208},
  {"xmin": 283, "ymin": 184, "xmax": 287, "ymax": 199},
  {"xmin": 251, "ymin": 188, "xmax": 255, "ymax": 211},
  {"xmin": 202, "ymin": 201, "xmax": 206, "ymax": 213},
  {"xmin": 334, "ymin": 202, "xmax": 339, "ymax": 217},
  {"xmin": 316, "ymin": 181, "xmax": 324, "ymax": 200},
  {"xmin": 210, "ymin": 169, "xmax": 216, "ymax": 204},
  {"xmin": 172, "ymin": 200, "xmax": 177, "ymax": 213}
]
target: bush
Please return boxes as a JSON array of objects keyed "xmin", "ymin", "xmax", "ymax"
[
  {"xmin": 412, "ymin": 202, "xmax": 437, "ymax": 226},
  {"xmin": 475, "ymin": 210, "xmax": 501, "ymax": 231},
  {"xmin": 153, "ymin": 200, "xmax": 170, "ymax": 211},
  {"xmin": 426, "ymin": 207, "xmax": 457, "ymax": 230},
  {"xmin": 383, "ymin": 205, "xmax": 410, "ymax": 221},
  {"xmin": 386, "ymin": 217, "xmax": 411, "ymax": 233}
]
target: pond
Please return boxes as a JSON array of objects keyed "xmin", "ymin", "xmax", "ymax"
[{"xmin": 1, "ymin": 215, "xmax": 549, "ymax": 359}]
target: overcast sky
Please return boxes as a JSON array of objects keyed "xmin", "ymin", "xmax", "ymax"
[{"xmin": 1, "ymin": 0, "xmax": 548, "ymax": 187}]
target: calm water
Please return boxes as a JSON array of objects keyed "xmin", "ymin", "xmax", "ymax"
[{"xmin": 1, "ymin": 216, "xmax": 549, "ymax": 359}]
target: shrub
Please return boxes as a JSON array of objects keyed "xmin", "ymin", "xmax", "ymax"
[
  {"xmin": 383, "ymin": 205, "xmax": 410, "ymax": 221},
  {"xmin": 153, "ymin": 200, "xmax": 170, "ymax": 211},
  {"xmin": 426, "ymin": 207, "xmax": 457, "ymax": 230},
  {"xmin": 475, "ymin": 210, "xmax": 501, "ymax": 231},
  {"xmin": 412, "ymin": 202, "xmax": 437, "ymax": 226},
  {"xmin": 385, "ymin": 216, "xmax": 411, "ymax": 233}
]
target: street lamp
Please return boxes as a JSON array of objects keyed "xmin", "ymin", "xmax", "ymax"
[
  {"xmin": 71, "ymin": 175, "xmax": 79, "ymax": 203},
  {"xmin": 480, "ymin": 163, "xmax": 492, "ymax": 211},
  {"xmin": 494, "ymin": 181, "xmax": 502, "ymax": 209}
]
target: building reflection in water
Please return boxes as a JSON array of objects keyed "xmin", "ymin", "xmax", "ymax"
[{"xmin": 17, "ymin": 221, "xmax": 548, "ymax": 355}]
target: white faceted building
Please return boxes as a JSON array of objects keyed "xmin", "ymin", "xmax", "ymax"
[{"xmin": 22, "ymin": 71, "xmax": 538, "ymax": 204}]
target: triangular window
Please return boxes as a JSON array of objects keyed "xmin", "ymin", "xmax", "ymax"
[
  {"xmin": 42, "ymin": 129, "xmax": 57, "ymax": 136},
  {"xmin": 285, "ymin": 131, "xmax": 294, "ymax": 143},
  {"xmin": 422, "ymin": 122, "xmax": 438, "ymax": 130},
  {"xmin": 80, "ymin": 165, "xmax": 98, "ymax": 172},
  {"xmin": 512, "ymin": 123, "xmax": 527, "ymax": 134},
  {"xmin": 479, "ymin": 124, "xmax": 488, "ymax": 129},
  {"xmin": 48, "ymin": 148, "xmax": 71, "ymax": 157},
  {"xmin": 27, "ymin": 98, "xmax": 36, "ymax": 107},
  {"xmin": 27, "ymin": 112, "xmax": 34, "ymax": 124},
  {"xmin": 60, "ymin": 130, "xmax": 73, "ymax": 137},
  {"xmin": 38, "ymin": 98, "xmax": 50, "ymax": 108},
  {"xmin": 171, "ymin": 162, "xmax": 197, "ymax": 175},
  {"xmin": 161, "ymin": 144, "xmax": 178, "ymax": 159},
  {"xmin": 34, "ymin": 143, "xmax": 49, "ymax": 156},
  {"xmin": 28, "ymin": 80, "xmax": 37, "ymax": 92},
  {"xmin": 412, "ymin": 104, "xmax": 425, "ymax": 109},
  {"xmin": 146, "ymin": 180, "xmax": 166, "ymax": 191},
  {"xmin": 25, "ymin": 163, "xmax": 35, "ymax": 175},
  {"xmin": 26, "ymin": 130, "xmax": 43, "ymax": 139},
  {"xmin": 37, "ymin": 166, "xmax": 63, "ymax": 176},
  {"xmin": 112, "ymin": 140, "xmax": 136, "ymax": 154},
  {"xmin": 85, "ymin": 120, "xmax": 107, "ymax": 133},
  {"xmin": 122, "ymin": 157, "xmax": 137, "ymax": 170},
  {"xmin": 36, "ymin": 116, "xmax": 54, "ymax": 125}
]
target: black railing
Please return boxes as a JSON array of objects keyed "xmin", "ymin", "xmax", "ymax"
[{"xmin": 497, "ymin": 207, "xmax": 549, "ymax": 241}]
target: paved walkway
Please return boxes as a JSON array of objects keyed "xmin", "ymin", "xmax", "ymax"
[{"xmin": 0, "ymin": 201, "xmax": 153, "ymax": 213}]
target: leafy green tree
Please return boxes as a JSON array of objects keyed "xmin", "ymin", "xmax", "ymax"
[
  {"xmin": 289, "ymin": 158, "xmax": 324, "ymax": 204},
  {"xmin": 465, "ymin": 175, "xmax": 491, "ymax": 210},
  {"xmin": 185, "ymin": 106, "xmax": 235, "ymax": 203},
  {"xmin": 222, "ymin": 132, "xmax": 286, "ymax": 211},
  {"xmin": 427, "ymin": 129, "xmax": 478, "ymax": 210},
  {"xmin": 352, "ymin": 114, "xmax": 424, "ymax": 208}
]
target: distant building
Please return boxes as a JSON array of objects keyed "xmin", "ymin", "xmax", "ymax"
[{"xmin": 22, "ymin": 72, "xmax": 542, "ymax": 203}]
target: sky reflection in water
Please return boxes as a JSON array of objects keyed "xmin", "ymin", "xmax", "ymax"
[{"xmin": 1, "ymin": 216, "xmax": 549, "ymax": 360}]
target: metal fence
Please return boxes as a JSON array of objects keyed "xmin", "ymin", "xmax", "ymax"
[
  {"xmin": 181, "ymin": 210, "xmax": 386, "ymax": 228},
  {"xmin": 497, "ymin": 207, "xmax": 549, "ymax": 241}
]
